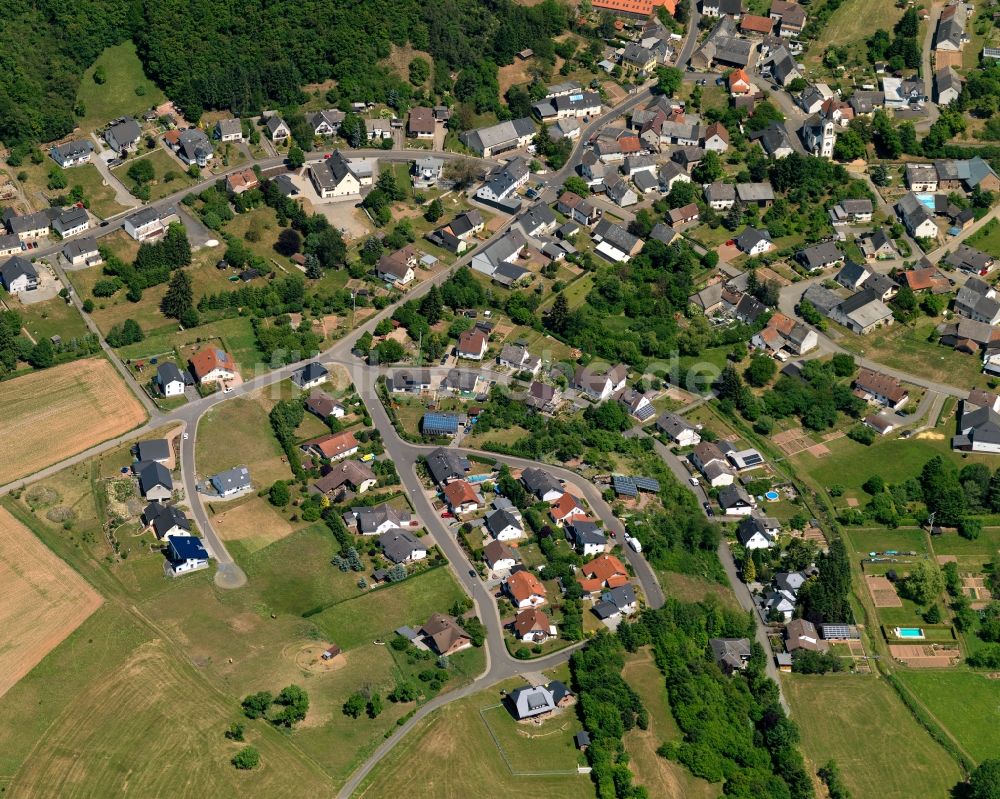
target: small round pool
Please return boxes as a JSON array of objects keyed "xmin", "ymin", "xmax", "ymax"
[{"xmin": 765, "ymin": 490, "xmax": 780, "ymax": 501}]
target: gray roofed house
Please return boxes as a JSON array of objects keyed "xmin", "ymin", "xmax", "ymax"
[
  {"xmin": 349, "ymin": 502, "xmax": 411, "ymax": 535},
  {"xmin": 143, "ymin": 502, "xmax": 191, "ymax": 539},
  {"xmin": 864, "ymin": 271, "xmax": 899, "ymax": 301},
  {"xmin": 378, "ymin": 529, "xmax": 427, "ymax": 563},
  {"xmin": 735, "ymin": 227, "xmax": 772, "ymax": 254},
  {"xmin": 521, "ymin": 467, "xmax": 564, "ymax": 501},
  {"xmin": 485, "ymin": 508, "xmax": 524, "ymax": 540},
  {"xmin": 935, "ymin": 66, "xmax": 964, "ymax": 105},
  {"xmin": 6, "ymin": 210, "xmax": 51, "ymax": 238},
  {"xmin": 860, "ymin": 228, "xmax": 896, "ymax": 260},
  {"xmin": 507, "ymin": 682, "xmax": 571, "ymax": 720},
  {"xmin": 849, "ymin": 90, "xmax": 885, "ymax": 115},
  {"xmin": 50, "ymin": 139, "xmax": 94, "ymax": 168},
  {"xmin": 800, "ymin": 283, "xmax": 842, "ymax": 316},
  {"xmin": 137, "ymin": 461, "xmax": 173, "ymax": 501},
  {"xmin": 750, "ymin": 122, "xmax": 794, "ymax": 158},
  {"xmin": 0, "ymin": 256, "xmax": 39, "ymax": 293},
  {"xmin": 104, "ymin": 118, "xmax": 141, "ymax": 152},
  {"xmin": 517, "ymin": 203, "xmax": 557, "ymax": 237},
  {"xmin": 718, "ymin": 484, "xmax": 753, "ymax": 512},
  {"xmin": 797, "ymin": 240, "xmax": 843, "ymax": 270},
  {"xmin": 592, "ymin": 219, "xmax": 641, "ymax": 255},
  {"xmin": 210, "ymin": 466, "xmax": 252, "ymax": 497},
  {"xmin": 896, "ymin": 192, "xmax": 938, "ymax": 238},
  {"xmin": 136, "ymin": 439, "xmax": 171, "ymax": 464},
  {"xmin": 459, "ymin": 117, "xmax": 536, "ymax": 157},
  {"xmin": 62, "ymin": 236, "xmax": 101, "ymax": 267},
  {"xmin": 387, "ymin": 368, "xmax": 433, "ymax": 393},
  {"xmin": 290, "ymin": 361, "xmax": 329, "ymax": 389},
  {"xmin": 425, "ymin": 447, "xmax": 471, "ymax": 485},
  {"xmin": 710, "ymin": 638, "xmax": 752, "ymax": 673},
  {"xmin": 704, "ymin": 182, "xmax": 736, "ymax": 209},
  {"xmin": 832, "ymin": 289, "xmax": 895, "ymax": 334},
  {"xmin": 439, "ymin": 368, "xmax": 481, "ymax": 394},
  {"xmin": 650, "ymin": 222, "xmax": 680, "ymax": 245},
  {"xmin": 735, "ymin": 182, "xmax": 775, "ymax": 205},
  {"xmin": 632, "ymin": 170, "xmax": 659, "ymax": 193},
  {"xmin": 769, "ymin": 47, "xmax": 801, "ymax": 86},
  {"xmin": 835, "ymin": 260, "xmax": 871, "ymax": 290},
  {"xmin": 306, "ymin": 109, "xmax": 346, "ymax": 136},
  {"xmin": 656, "ymin": 411, "xmax": 701, "ymax": 446},
  {"xmin": 944, "ymin": 245, "xmax": 995, "ymax": 275},
  {"xmin": 736, "ymin": 515, "xmax": 778, "ymax": 548}
]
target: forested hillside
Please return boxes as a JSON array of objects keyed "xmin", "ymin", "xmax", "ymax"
[
  {"xmin": 0, "ymin": 0, "xmax": 135, "ymax": 145},
  {"xmin": 0, "ymin": 0, "xmax": 569, "ymax": 147}
]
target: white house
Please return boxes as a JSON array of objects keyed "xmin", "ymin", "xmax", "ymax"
[
  {"xmin": 290, "ymin": 362, "xmax": 329, "ymax": 390},
  {"xmin": 570, "ymin": 521, "xmax": 607, "ymax": 557},
  {"xmin": 573, "ymin": 363, "xmax": 628, "ymax": 401},
  {"xmin": 190, "ymin": 347, "xmax": 238, "ymax": 385},
  {"xmin": 266, "ymin": 116, "xmax": 291, "ymax": 141},
  {"xmin": 309, "ymin": 151, "xmax": 361, "ymax": 199},
  {"xmin": 210, "ymin": 466, "xmax": 252, "ymax": 497},
  {"xmin": 505, "ymin": 570, "xmax": 547, "ymax": 609},
  {"xmin": 655, "ymin": 412, "xmax": 701, "ymax": 447},
  {"xmin": 166, "ymin": 535, "xmax": 210, "ymax": 575},
  {"xmin": 52, "ymin": 207, "xmax": 90, "ymax": 238},
  {"xmin": 0, "ymin": 256, "xmax": 39, "ymax": 294},
  {"xmin": 737, "ymin": 515, "xmax": 778, "ymax": 549},
  {"xmin": 485, "ymin": 508, "xmax": 524, "ymax": 542},
  {"xmin": 718, "ymin": 485, "xmax": 754, "ymax": 515},
  {"xmin": 156, "ymin": 362, "xmax": 186, "ymax": 397},
  {"xmin": 484, "ymin": 540, "xmax": 519, "ymax": 573},
  {"xmin": 214, "ymin": 118, "xmax": 243, "ymax": 142},
  {"xmin": 137, "ymin": 462, "xmax": 173, "ymax": 503},
  {"xmin": 50, "ymin": 140, "xmax": 94, "ymax": 168}
]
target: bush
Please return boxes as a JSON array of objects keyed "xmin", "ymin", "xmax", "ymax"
[{"xmin": 231, "ymin": 746, "xmax": 260, "ymax": 770}]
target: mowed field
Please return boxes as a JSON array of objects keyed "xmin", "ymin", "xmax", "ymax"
[
  {"xmin": 897, "ymin": 670, "xmax": 1000, "ymax": 764},
  {"xmin": 355, "ymin": 677, "xmax": 593, "ymax": 799},
  {"xmin": 0, "ymin": 358, "xmax": 146, "ymax": 484},
  {"xmin": 6, "ymin": 638, "xmax": 332, "ymax": 798},
  {"xmin": 0, "ymin": 506, "xmax": 103, "ymax": 698},
  {"xmin": 783, "ymin": 674, "xmax": 962, "ymax": 799}
]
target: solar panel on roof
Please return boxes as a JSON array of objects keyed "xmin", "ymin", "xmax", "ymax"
[
  {"xmin": 422, "ymin": 413, "xmax": 459, "ymax": 433},
  {"xmin": 742, "ymin": 453, "xmax": 764, "ymax": 466}
]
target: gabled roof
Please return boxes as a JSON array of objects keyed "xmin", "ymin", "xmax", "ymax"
[
  {"xmin": 484, "ymin": 539, "xmax": 519, "ymax": 568},
  {"xmin": 190, "ymin": 347, "xmax": 236, "ymax": 379},
  {"xmin": 138, "ymin": 461, "xmax": 172, "ymax": 494},
  {"xmin": 168, "ymin": 535, "xmax": 208, "ymax": 561},
  {"xmin": 513, "ymin": 607, "xmax": 550, "ymax": 637},
  {"xmin": 378, "ymin": 529, "xmax": 425, "ymax": 563},
  {"xmin": 291, "ymin": 361, "xmax": 328, "ymax": 387},
  {"xmin": 506, "ymin": 570, "xmax": 546, "ymax": 602}
]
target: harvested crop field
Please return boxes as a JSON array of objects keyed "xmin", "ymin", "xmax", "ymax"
[
  {"xmin": 866, "ymin": 574, "xmax": 902, "ymax": 607},
  {"xmin": 0, "ymin": 506, "xmax": 103, "ymax": 699},
  {"xmin": 0, "ymin": 359, "xmax": 146, "ymax": 484}
]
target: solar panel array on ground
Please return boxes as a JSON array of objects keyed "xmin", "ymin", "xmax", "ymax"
[{"xmin": 612, "ymin": 475, "xmax": 660, "ymax": 496}]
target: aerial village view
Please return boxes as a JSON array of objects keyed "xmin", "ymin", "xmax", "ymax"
[{"xmin": 1, "ymin": 0, "xmax": 1000, "ymax": 796}]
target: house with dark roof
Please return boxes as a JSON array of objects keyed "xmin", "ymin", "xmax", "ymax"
[
  {"xmin": 710, "ymin": 638, "xmax": 752, "ymax": 673},
  {"xmin": 750, "ymin": 122, "xmax": 794, "ymax": 158},
  {"xmin": 484, "ymin": 539, "xmax": 519, "ymax": 573},
  {"xmin": 945, "ymin": 245, "xmax": 995, "ymax": 276},
  {"xmin": 0, "ymin": 256, "xmax": 38, "ymax": 293},
  {"xmin": 143, "ymin": 502, "xmax": 191, "ymax": 539},
  {"xmin": 420, "ymin": 613, "xmax": 472, "ymax": 655},
  {"xmin": 568, "ymin": 520, "xmax": 607, "ymax": 557},
  {"xmin": 313, "ymin": 460, "xmax": 378, "ymax": 497},
  {"xmin": 737, "ymin": 515, "xmax": 779, "ymax": 549},
  {"xmin": 166, "ymin": 535, "xmax": 210, "ymax": 575},
  {"xmin": 656, "ymin": 412, "xmax": 701, "ymax": 447},
  {"xmin": 507, "ymin": 681, "xmax": 573, "ymax": 720},
  {"xmin": 954, "ymin": 391, "xmax": 1000, "ymax": 453},
  {"xmin": 137, "ymin": 461, "xmax": 173, "ymax": 502},
  {"xmin": 797, "ymin": 240, "xmax": 844, "ymax": 271},
  {"xmin": 309, "ymin": 151, "xmax": 361, "ymax": 199},
  {"xmin": 210, "ymin": 466, "xmax": 252, "ymax": 497},
  {"xmin": 718, "ymin": 484, "xmax": 754, "ymax": 515},
  {"xmin": 521, "ymin": 467, "xmax": 564, "ymax": 502},
  {"xmin": 379, "ymin": 529, "xmax": 427, "ymax": 563},
  {"xmin": 831, "ymin": 289, "xmax": 895, "ymax": 335},
  {"xmin": 735, "ymin": 227, "xmax": 773, "ymax": 255},
  {"xmin": 156, "ymin": 362, "xmax": 186, "ymax": 397},
  {"xmin": 291, "ymin": 362, "xmax": 328, "ymax": 390}
]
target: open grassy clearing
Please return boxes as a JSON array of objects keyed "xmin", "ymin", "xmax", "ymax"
[
  {"xmin": 622, "ymin": 648, "xmax": 719, "ymax": 798},
  {"xmin": 14, "ymin": 295, "xmax": 90, "ymax": 344},
  {"xmin": 75, "ymin": 42, "xmax": 166, "ymax": 136},
  {"xmin": 783, "ymin": 674, "xmax": 962, "ymax": 799},
  {"xmin": 659, "ymin": 571, "xmax": 741, "ymax": 611},
  {"xmin": 0, "ymin": 358, "xmax": 146, "ymax": 484},
  {"xmin": 355, "ymin": 676, "xmax": 593, "ymax": 799},
  {"xmin": 309, "ymin": 566, "xmax": 467, "ymax": 650},
  {"xmin": 0, "ymin": 506, "xmax": 103, "ymax": 699},
  {"xmin": 835, "ymin": 317, "xmax": 990, "ymax": 390},
  {"xmin": 196, "ymin": 391, "xmax": 289, "ymax": 484},
  {"xmin": 967, "ymin": 218, "xmax": 1000, "ymax": 257},
  {"xmin": 897, "ymin": 670, "xmax": 1000, "ymax": 765},
  {"xmin": 12, "ymin": 160, "xmax": 128, "ymax": 219},
  {"xmin": 6, "ymin": 637, "xmax": 333, "ymax": 798},
  {"xmin": 112, "ymin": 147, "xmax": 196, "ymax": 200},
  {"xmin": 928, "ymin": 527, "xmax": 1000, "ymax": 571}
]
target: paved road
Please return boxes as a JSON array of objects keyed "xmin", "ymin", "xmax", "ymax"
[{"xmin": 917, "ymin": 3, "xmax": 943, "ymax": 133}]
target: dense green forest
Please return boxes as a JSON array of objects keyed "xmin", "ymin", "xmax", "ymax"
[{"xmin": 0, "ymin": 0, "xmax": 569, "ymax": 146}]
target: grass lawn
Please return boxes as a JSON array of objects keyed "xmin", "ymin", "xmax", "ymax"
[
  {"xmin": 224, "ymin": 206, "xmax": 297, "ymax": 273},
  {"xmin": 75, "ymin": 42, "xmax": 166, "ymax": 136},
  {"xmin": 835, "ymin": 316, "xmax": 990, "ymax": 390},
  {"xmin": 805, "ymin": 0, "xmax": 902, "ymax": 69},
  {"xmin": 967, "ymin": 218, "xmax": 1000, "ymax": 258},
  {"xmin": 112, "ymin": 147, "xmax": 196, "ymax": 201},
  {"xmin": 13, "ymin": 161, "xmax": 128, "ymax": 219},
  {"xmin": 309, "ymin": 566, "xmax": 468, "ymax": 650},
  {"xmin": 354, "ymin": 676, "xmax": 593, "ymax": 799},
  {"xmin": 783, "ymin": 674, "xmax": 962, "ymax": 799},
  {"xmin": 622, "ymin": 648, "xmax": 719, "ymax": 798},
  {"xmin": 897, "ymin": 670, "xmax": 1000, "ymax": 765},
  {"xmin": 928, "ymin": 527, "xmax": 1000, "ymax": 571},
  {"xmin": 15, "ymin": 296, "xmax": 90, "ymax": 344},
  {"xmin": 196, "ymin": 391, "xmax": 289, "ymax": 484},
  {"xmin": 659, "ymin": 570, "xmax": 741, "ymax": 611}
]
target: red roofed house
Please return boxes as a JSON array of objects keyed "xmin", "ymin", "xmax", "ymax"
[
  {"xmin": 898, "ymin": 265, "xmax": 951, "ymax": 294},
  {"xmin": 549, "ymin": 493, "xmax": 589, "ymax": 526},
  {"xmin": 728, "ymin": 68, "xmax": 753, "ymax": 95},
  {"xmin": 740, "ymin": 14, "xmax": 774, "ymax": 35},
  {"xmin": 513, "ymin": 607, "xmax": 554, "ymax": 642},
  {"xmin": 577, "ymin": 554, "xmax": 630, "ymax": 596},
  {"xmin": 189, "ymin": 347, "xmax": 238, "ymax": 385},
  {"xmin": 443, "ymin": 479, "xmax": 482, "ymax": 514},
  {"xmin": 592, "ymin": 0, "xmax": 675, "ymax": 18},
  {"xmin": 457, "ymin": 328, "xmax": 488, "ymax": 360},
  {"xmin": 226, "ymin": 167, "xmax": 260, "ymax": 194},
  {"xmin": 505, "ymin": 570, "xmax": 547, "ymax": 609},
  {"xmin": 305, "ymin": 430, "xmax": 360, "ymax": 461}
]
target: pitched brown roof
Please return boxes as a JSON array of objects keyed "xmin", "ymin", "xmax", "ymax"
[
  {"xmin": 513, "ymin": 608, "xmax": 550, "ymax": 637},
  {"xmin": 420, "ymin": 613, "xmax": 470, "ymax": 654},
  {"xmin": 444, "ymin": 479, "xmax": 480, "ymax": 508},
  {"xmin": 313, "ymin": 460, "xmax": 376, "ymax": 494},
  {"xmin": 855, "ymin": 367, "xmax": 908, "ymax": 404},
  {"xmin": 506, "ymin": 570, "xmax": 547, "ymax": 603},
  {"xmin": 189, "ymin": 347, "xmax": 236, "ymax": 379},
  {"xmin": 308, "ymin": 430, "xmax": 359, "ymax": 458}
]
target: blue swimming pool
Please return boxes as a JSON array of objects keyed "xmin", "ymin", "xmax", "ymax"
[
  {"xmin": 915, "ymin": 193, "xmax": 936, "ymax": 210},
  {"xmin": 895, "ymin": 627, "xmax": 925, "ymax": 639},
  {"xmin": 765, "ymin": 490, "xmax": 780, "ymax": 501}
]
